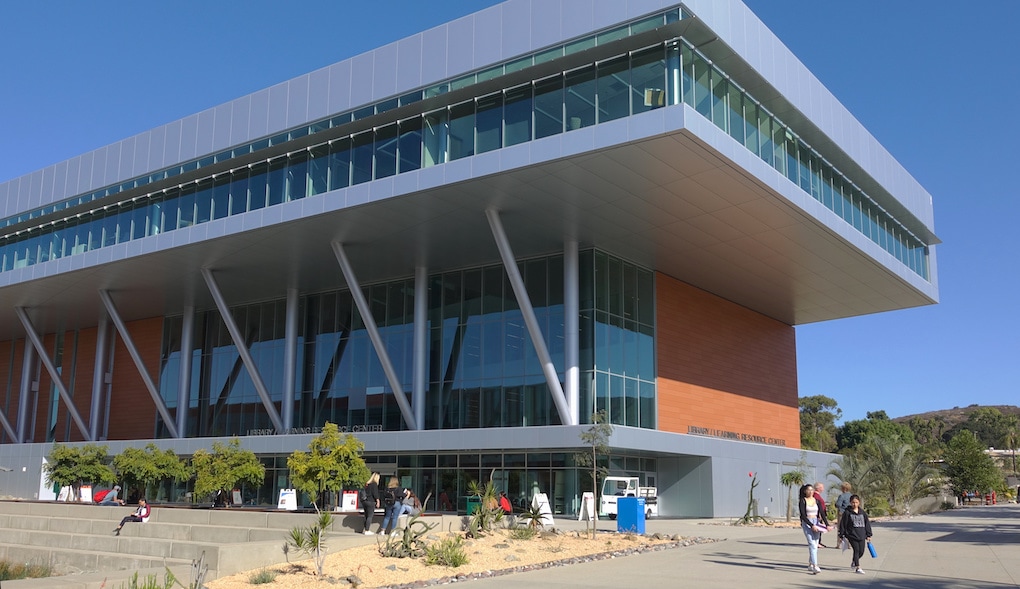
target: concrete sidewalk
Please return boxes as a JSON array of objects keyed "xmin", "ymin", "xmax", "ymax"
[{"xmin": 463, "ymin": 503, "xmax": 1020, "ymax": 588}]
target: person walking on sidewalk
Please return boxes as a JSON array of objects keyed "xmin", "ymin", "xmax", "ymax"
[
  {"xmin": 838, "ymin": 494, "xmax": 873, "ymax": 574},
  {"xmin": 798, "ymin": 484, "xmax": 825, "ymax": 574},
  {"xmin": 813, "ymin": 481, "xmax": 831, "ymax": 547}
]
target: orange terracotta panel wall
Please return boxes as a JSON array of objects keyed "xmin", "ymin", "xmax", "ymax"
[
  {"xmin": 656, "ymin": 273, "xmax": 801, "ymax": 449},
  {"xmin": 107, "ymin": 317, "xmax": 162, "ymax": 441},
  {"xmin": 0, "ymin": 340, "xmax": 25, "ymax": 442},
  {"xmin": 32, "ymin": 330, "xmax": 98, "ymax": 443}
]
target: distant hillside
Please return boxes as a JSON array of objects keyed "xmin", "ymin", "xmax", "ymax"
[{"xmin": 892, "ymin": 405, "xmax": 1020, "ymax": 429}]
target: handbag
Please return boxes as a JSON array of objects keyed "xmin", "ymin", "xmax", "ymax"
[{"xmin": 867, "ymin": 540, "xmax": 877, "ymax": 558}]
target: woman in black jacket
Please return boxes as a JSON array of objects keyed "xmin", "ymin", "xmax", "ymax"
[
  {"xmin": 837, "ymin": 494, "xmax": 873, "ymax": 574},
  {"xmin": 362, "ymin": 472, "xmax": 380, "ymax": 535}
]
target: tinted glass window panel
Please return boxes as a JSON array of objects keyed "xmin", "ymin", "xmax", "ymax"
[
  {"xmin": 375, "ymin": 124, "xmax": 398, "ymax": 179},
  {"xmin": 398, "ymin": 117, "xmax": 422, "ymax": 173},
  {"xmin": 534, "ymin": 76, "xmax": 563, "ymax": 139},
  {"xmin": 352, "ymin": 132, "xmax": 373, "ymax": 185},
  {"xmin": 693, "ymin": 53, "xmax": 711, "ymax": 117},
  {"xmin": 248, "ymin": 163, "xmax": 268, "ymax": 210},
  {"xmin": 178, "ymin": 186, "xmax": 196, "ymax": 228},
  {"xmin": 565, "ymin": 66, "xmax": 595, "ymax": 131},
  {"xmin": 329, "ymin": 138, "xmax": 352, "ymax": 190},
  {"xmin": 725, "ymin": 82, "xmax": 743, "ymax": 141},
  {"xmin": 448, "ymin": 101, "xmax": 475, "ymax": 161},
  {"xmin": 229, "ymin": 169, "xmax": 249, "ymax": 216},
  {"xmin": 504, "ymin": 85, "xmax": 532, "ymax": 147},
  {"xmin": 287, "ymin": 151, "xmax": 309, "ymax": 199},
  {"xmin": 757, "ymin": 112, "xmax": 773, "ymax": 166},
  {"xmin": 267, "ymin": 158, "xmax": 287, "ymax": 205},
  {"xmin": 195, "ymin": 180, "xmax": 213, "ymax": 224},
  {"xmin": 596, "ymin": 56, "xmax": 629, "ymax": 123},
  {"xmin": 744, "ymin": 100, "xmax": 759, "ymax": 154},
  {"xmin": 631, "ymin": 46, "xmax": 666, "ymax": 115},
  {"xmin": 423, "ymin": 110, "xmax": 447, "ymax": 167},
  {"xmin": 161, "ymin": 193, "xmax": 180, "ymax": 232},
  {"xmin": 308, "ymin": 145, "xmax": 329, "ymax": 196},
  {"xmin": 475, "ymin": 93, "xmax": 502, "ymax": 154},
  {"xmin": 212, "ymin": 176, "xmax": 230, "ymax": 220}
]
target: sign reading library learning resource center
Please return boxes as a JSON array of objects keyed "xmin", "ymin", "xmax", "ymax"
[{"xmin": 687, "ymin": 425, "xmax": 786, "ymax": 447}]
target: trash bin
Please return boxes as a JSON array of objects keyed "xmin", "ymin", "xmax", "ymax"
[
  {"xmin": 466, "ymin": 497, "xmax": 481, "ymax": 515},
  {"xmin": 617, "ymin": 497, "xmax": 645, "ymax": 534}
]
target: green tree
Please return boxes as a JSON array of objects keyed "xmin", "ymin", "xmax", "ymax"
[
  {"xmin": 113, "ymin": 443, "xmax": 191, "ymax": 502},
  {"xmin": 574, "ymin": 410, "xmax": 613, "ymax": 538},
  {"xmin": 799, "ymin": 395, "xmax": 841, "ymax": 452},
  {"xmin": 779, "ymin": 469, "xmax": 805, "ymax": 522},
  {"xmin": 943, "ymin": 430, "xmax": 1001, "ymax": 496},
  {"xmin": 869, "ymin": 435, "xmax": 940, "ymax": 515},
  {"xmin": 827, "ymin": 451, "xmax": 880, "ymax": 511},
  {"xmin": 192, "ymin": 438, "xmax": 266, "ymax": 501},
  {"xmin": 943, "ymin": 407, "xmax": 1012, "ymax": 448},
  {"xmin": 45, "ymin": 443, "xmax": 116, "ymax": 501},
  {"xmin": 906, "ymin": 416, "xmax": 947, "ymax": 460},
  {"xmin": 287, "ymin": 423, "xmax": 370, "ymax": 509},
  {"xmin": 836, "ymin": 411, "xmax": 915, "ymax": 452}
]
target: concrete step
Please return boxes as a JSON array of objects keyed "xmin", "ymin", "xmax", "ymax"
[
  {"xmin": 0, "ymin": 542, "xmax": 192, "ymax": 577},
  {"xmin": 0, "ymin": 564, "xmax": 212, "ymax": 589}
]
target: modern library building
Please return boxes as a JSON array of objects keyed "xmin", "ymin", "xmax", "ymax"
[{"xmin": 0, "ymin": 0, "xmax": 938, "ymax": 518}]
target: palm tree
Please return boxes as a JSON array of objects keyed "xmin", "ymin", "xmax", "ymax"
[
  {"xmin": 827, "ymin": 452, "xmax": 879, "ymax": 500},
  {"xmin": 780, "ymin": 469, "xmax": 806, "ymax": 522},
  {"xmin": 869, "ymin": 436, "xmax": 940, "ymax": 515}
]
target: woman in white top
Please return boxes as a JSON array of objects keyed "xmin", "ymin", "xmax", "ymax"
[{"xmin": 798, "ymin": 484, "xmax": 825, "ymax": 574}]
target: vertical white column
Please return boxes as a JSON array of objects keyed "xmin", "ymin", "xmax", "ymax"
[
  {"xmin": 413, "ymin": 266, "xmax": 428, "ymax": 431},
  {"xmin": 177, "ymin": 306, "xmax": 195, "ymax": 438},
  {"xmin": 90, "ymin": 315, "xmax": 111, "ymax": 440},
  {"xmin": 17, "ymin": 340, "xmax": 35, "ymax": 442},
  {"xmin": 564, "ymin": 240, "xmax": 580, "ymax": 424},
  {"xmin": 282, "ymin": 288, "xmax": 299, "ymax": 431}
]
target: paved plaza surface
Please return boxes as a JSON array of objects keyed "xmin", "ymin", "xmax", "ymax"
[{"xmin": 461, "ymin": 503, "xmax": 1020, "ymax": 588}]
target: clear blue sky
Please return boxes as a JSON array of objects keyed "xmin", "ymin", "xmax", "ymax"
[{"xmin": 1, "ymin": 1, "xmax": 1016, "ymax": 425}]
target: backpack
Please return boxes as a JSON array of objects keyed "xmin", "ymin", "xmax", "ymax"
[
  {"xmin": 383, "ymin": 487, "xmax": 398, "ymax": 507},
  {"xmin": 359, "ymin": 487, "xmax": 368, "ymax": 503},
  {"xmin": 93, "ymin": 489, "xmax": 110, "ymax": 503}
]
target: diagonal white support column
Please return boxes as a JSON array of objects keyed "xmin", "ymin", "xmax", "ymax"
[
  {"xmin": 200, "ymin": 268, "xmax": 285, "ymax": 433},
  {"xmin": 14, "ymin": 307, "xmax": 94, "ymax": 441},
  {"xmin": 17, "ymin": 340, "xmax": 35, "ymax": 442},
  {"xmin": 331, "ymin": 242, "xmax": 418, "ymax": 430},
  {"xmin": 413, "ymin": 266, "xmax": 428, "ymax": 430},
  {"xmin": 0, "ymin": 404, "xmax": 17, "ymax": 441},
  {"xmin": 98, "ymin": 290, "xmax": 180, "ymax": 439},
  {"xmin": 564, "ymin": 240, "xmax": 580, "ymax": 423},
  {"xmin": 485, "ymin": 209, "xmax": 574, "ymax": 426}
]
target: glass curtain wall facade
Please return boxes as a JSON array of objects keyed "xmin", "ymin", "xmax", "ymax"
[
  {"xmin": 157, "ymin": 251, "xmax": 654, "ymax": 438},
  {"xmin": 164, "ymin": 449, "xmax": 656, "ymax": 515},
  {"xmin": 2, "ymin": 23, "xmax": 929, "ymax": 280}
]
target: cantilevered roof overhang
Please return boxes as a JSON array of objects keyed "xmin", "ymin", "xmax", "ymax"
[{"xmin": 0, "ymin": 99, "xmax": 938, "ymax": 340}]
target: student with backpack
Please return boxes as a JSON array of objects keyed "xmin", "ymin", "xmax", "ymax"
[{"xmin": 378, "ymin": 477, "xmax": 408, "ymax": 537}]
